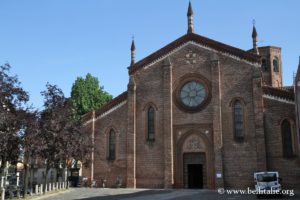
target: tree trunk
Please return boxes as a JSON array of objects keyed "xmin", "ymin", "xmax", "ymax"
[
  {"xmin": 2, "ymin": 161, "xmax": 8, "ymax": 188},
  {"xmin": 0, "ymin": 159, "xmax": 4, "ymax": 180},
  {"xmin": 29, "ymin": 167, "xmax": 33, "ymax": 194},
  {"xmin": 66, "ymin": 166, "xmax": 71, "ymax": 188},
  {"xmin": 0, "ymin": 158, "xmax": 4, "ymax": 199},
  {"xmin": 43, "ymin": 164, "xmax": 50, "ymax": 193},
  {"xmin": 23, "ymin": 163, "xmax": 29, "ymax": 198}
]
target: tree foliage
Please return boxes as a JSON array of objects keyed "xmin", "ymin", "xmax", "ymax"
[
  {"xmin": 38, "ymin": 83, "xmax": 92, "ymax": 191},
  {"xmin": 0, "ymin": 63, "xmax": 29, "ymax": 167},
  {"xmin": 0, "ymin": 64, "xmax": 93, "ymax": 195},
  {"xmin": 71, "ymin": 73, "xmax": 112, "ymax": 117}
]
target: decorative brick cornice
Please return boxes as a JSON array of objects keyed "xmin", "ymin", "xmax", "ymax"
[
  {"xmin": 82, "ymin": 111, "xmax": 93, "ymax": 124},
  {"xmin": 82, "ymin": 91, "xmax": 128, "ymax": 125},
  {"xmin": 129, "ymin": 33, "xmax": 261, "ymax": 75},
  {"xmin": 281, "ymin": 86, "xmax": 294, "ymax": 93},
  {"xmin": 263, "ymin": 95, "xmax": 295, "ymax": 105},
  {"xmin": 262, "ymin": 85, "xmax": 294, "ymax": 101}
]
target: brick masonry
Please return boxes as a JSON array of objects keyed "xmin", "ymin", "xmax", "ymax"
[{"xmin": 82, "ymin": 35, "xmax": 300, "ymax": 190}]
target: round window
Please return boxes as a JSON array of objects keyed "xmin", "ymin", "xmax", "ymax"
[
  {"xmin": 180, "ymin": 81, "xmax": 206, "ymax": 108},
  {"xmin": 174, "ymin": 74, "xmax": 211, "ymax": 113}
]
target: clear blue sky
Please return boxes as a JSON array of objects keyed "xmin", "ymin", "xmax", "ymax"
[{"xmin": 1, "ymin": 0, "xmax": 299, "ymax": 109}]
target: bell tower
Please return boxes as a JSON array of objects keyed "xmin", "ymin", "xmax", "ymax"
[
  {"xmin": 258, "ymin": 46, "xmax": 283, "ymax": 87},
  {"xmin": 250, "ymin": 23, "xmax": 283, "ymax": 87}
]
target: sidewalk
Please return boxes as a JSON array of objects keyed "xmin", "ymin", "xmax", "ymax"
[{"xmin": 22, "ymin": 188, "xmax": 73, "ymax": 200}]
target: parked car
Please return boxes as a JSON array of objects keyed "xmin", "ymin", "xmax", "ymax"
[{"xmin": 254, "ymin": 171, "xmax": 282, "ymax": 198}]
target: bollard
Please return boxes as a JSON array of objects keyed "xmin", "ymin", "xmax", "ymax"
[
  {"xmin": 16, "ymin": 172, "xmax": 20, "ymax": 187},
  {"xmin": 40, "ymin": 184, "xmax": 43, "ymax": 194},
  {"xmin": 1, "ymin": 188, "xmax": 5, "ymax": 200},
  {"xmin": 45, "ymin": 183, "xmax": 48, "ymax": 193},
  {"xmin": 35, "ymin": 185, "xmax": 38, "ymax": 195},
  {"xmin": 0, "ymin": 176, "xmax": 4, "ymax": 188}
]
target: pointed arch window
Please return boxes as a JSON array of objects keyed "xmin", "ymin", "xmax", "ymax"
[
  {"xmin": 233, "ymin": 101, "xmax": 244, "ymax": 140},
  {"xmin": 273, "ymin": 57, "xmax": 279, "ymax": 72},
  {"xmin": 262, "ymin": 59, "xmax": 268, "ymax": 71},
  {"xmin": 281, "ymin": 119, "xmax": 294, "ymax": 158},
  {"xmin": 147, "ymin": 106, "xmax": 155, "ymax": 141},
  {"xmin": 108, "ymin": 129, "xmax": 116, "ymax": 160}
]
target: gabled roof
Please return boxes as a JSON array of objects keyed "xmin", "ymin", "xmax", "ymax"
[
  {"xmin": 94, "ymin": 91, "xmax": 127, "ymax": 118},
  {"xmin": 82, "ymin": 91, "xmax": 128, "ymax": 122},
  {"xmin": 129, "ymin": 33, "xmax": 261, "ymax": 75}
]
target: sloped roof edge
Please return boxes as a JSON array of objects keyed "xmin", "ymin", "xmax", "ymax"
[
  {"xmin": 262, "ymin": 85, "xmax": 294, "ymax": 101},
  {"xmin": 82, "ymin": 91, "xmax": 128, "ymax": 123},
  {"xmin": 129, "ymin": 33, "xmax": 261, "ymax": 75}
]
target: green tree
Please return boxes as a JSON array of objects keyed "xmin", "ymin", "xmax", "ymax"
[{"xmin": 70, "ymin": 73, "xmax": 112, "ymax": 117}]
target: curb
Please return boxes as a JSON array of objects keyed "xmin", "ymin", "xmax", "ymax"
[{"xmin": 24, "ymin": 188, "xmax": 74, "ymax": 200}]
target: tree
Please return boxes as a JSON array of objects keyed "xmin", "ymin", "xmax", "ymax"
[
  {"xmin": 38, "ymin": 83, "xmax": 92, "ymax": 192},
  {"xmin": 0, "ymin": 63, "xmax": 29, "ymax": 175},
  {"xmin": 70, "ymin": 73, "xmax": 112, "ymax": 118},
  {"xmin": 21, "ymin": 111, "xmax": 40, "ymax": 198}
]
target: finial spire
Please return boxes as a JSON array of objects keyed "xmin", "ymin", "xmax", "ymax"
[
  {"xmin": 252, "ymin": 20, "xmax": 259, "ymax": 55},
  {"xmin": 187, "ymin": 1, "xmax": 194, "ymax": 34},
  {"xmin": 130, "ymin": 36, "xmax": 136, "ymax": 66}
]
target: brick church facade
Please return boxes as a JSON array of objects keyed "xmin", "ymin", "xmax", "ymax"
[{"xmin": 82, "ymin": 3, "xmax": 300, "ymax": 189}]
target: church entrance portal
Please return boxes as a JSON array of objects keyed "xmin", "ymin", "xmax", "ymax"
[
  {"xmin": 188, "ymin": 164, "xmax": 203, "ymax": 188},
  {"xmin": 183, "ymin": 153, "xmax": 206, "ymax": 189}
]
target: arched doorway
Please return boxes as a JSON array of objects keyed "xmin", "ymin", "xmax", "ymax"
[
  {"xmin": 175, "ymin": 131, "xmax": 214, "ymax": 189},
  {"xmin": 183, "ymin": 152, "xmax": 206, "ymax": 188}
]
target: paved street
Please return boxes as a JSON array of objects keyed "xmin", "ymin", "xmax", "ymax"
[{"xmin": 40, "ymin": 188, "xmax": 299, "ymax": 200}]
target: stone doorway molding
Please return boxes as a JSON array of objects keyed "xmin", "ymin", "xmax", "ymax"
[{"xmin": 174, "ymin": 129, "xmax": 215, "ymax": 189}]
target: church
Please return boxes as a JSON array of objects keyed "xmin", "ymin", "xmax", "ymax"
[{"xmin": 82, "ymin": 2, "xmax": 300, "ymax": 189}]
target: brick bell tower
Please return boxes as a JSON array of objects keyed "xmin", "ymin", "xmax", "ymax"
[{"xmin": 251, "ymin": 24, "xmax": 283, "ymax": 87}]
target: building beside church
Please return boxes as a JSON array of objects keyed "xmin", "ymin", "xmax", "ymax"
[{"xmin": 82, "ymin": 2, "xmax": 300, "ymax": 189}]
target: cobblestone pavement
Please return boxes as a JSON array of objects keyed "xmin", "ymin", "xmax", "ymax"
[{"xmin": 40, "ymin": 188, "xmax": 299, "ymax": 200}]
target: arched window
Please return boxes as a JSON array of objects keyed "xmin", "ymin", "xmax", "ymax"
[
  {"xmin": 273, "ymin": 57, "xmax": 279, "ymax": 72},
  {"xmin": 233, "ymin": 101, "xmax": 244, "ymax": 140},
  {"xmin": 261, "ymin": 59, "xmax": 268, "ymax": 71},
  {"xmin": 281, "ymin": 119, "xmax": 293, "ymax": 158},
  {"xmin": 147, "ymin": 106, "xmax": 155, "ymax": 141},
  {"xmin": 108, "ymin": 129, "xmax": 116, "ymax": 160}
]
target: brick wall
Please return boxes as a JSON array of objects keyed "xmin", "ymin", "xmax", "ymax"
[
  {"xmin": 264, "ymin": 97, "xmax": 300, "ymax": 189},
  {"xmin": 83, "ymin": 42, "xmax": 299, "ymax": 190},
  {"xmin": 92, "ymin": 102, "xmax": 128, "ymax": 188}
]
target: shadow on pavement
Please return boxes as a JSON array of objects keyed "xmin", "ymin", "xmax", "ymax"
[
  {"xmin": 75, "ymin": 189, "xmax": 173, "ymax": 200},
  {"xmin": 73, "ymin": 189, "xmax": 299, "ymax": 200}
]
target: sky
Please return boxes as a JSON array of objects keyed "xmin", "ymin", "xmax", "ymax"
[{"xmin": 1, "ymin": 0, "xmax": 299, "ymax": 109}]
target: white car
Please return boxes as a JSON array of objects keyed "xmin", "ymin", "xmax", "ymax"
[{"xmin": 254, "ymin": 171, "xmax": 282, "ymax": 197}]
